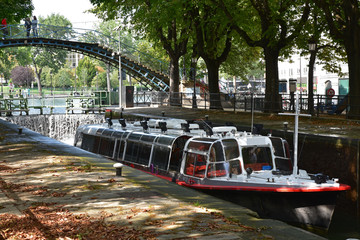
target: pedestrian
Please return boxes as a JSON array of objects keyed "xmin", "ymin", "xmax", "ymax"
[
  {"xmin": 24, "ymin": 17, "xmax": 31, "ymax": 37},
  {"xmin": 1, "ymin": 18, "xmax": 8, "ymax": 39},
  {"xmin": 325, "ymin": 80, "xmax": 332, "ymax": 107},
  {"xmin": 32, "ymin": 16, "xmax": 38, "ymax": 37}
]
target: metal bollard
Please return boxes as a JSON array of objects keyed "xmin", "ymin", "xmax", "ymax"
[
  {"xmin": 18, "ymin": 127, "xmax": 23, "ymax": 135},
  {"xmin": 113, "ymin": 163, "xmax": 124, "ymax": 176}
]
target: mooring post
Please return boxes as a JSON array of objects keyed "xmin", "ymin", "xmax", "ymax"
[{"xmin": 113, "ymin": 163, "xmax": 124, "ymax": 177}]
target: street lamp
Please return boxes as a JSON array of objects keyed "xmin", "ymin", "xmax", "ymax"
[
  {"xmin": 191, "ymin": 57, "xmax": 197, "ymax": 109},
  {"xmin": 308, "ymin": 40, "xmax": 317, "ymax": 115},
  {"xmin": 308, "ymin": 42, "xmax": 316, "ymax": 51},
  {"xmin": 114, "ymin": 23, "xmax": 123, "ymax": 110}
]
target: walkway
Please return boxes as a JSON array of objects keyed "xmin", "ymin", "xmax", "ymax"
[{"xmin": 0, "ymin": 119, "xmax": 323, "ymax": 239}]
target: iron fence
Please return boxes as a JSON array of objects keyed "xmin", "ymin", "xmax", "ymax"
[{"xmin": 133, "ymin": 91, "xmax": 357, "ymax": 118}]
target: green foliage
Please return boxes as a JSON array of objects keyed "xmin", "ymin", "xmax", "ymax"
[
  {"xmin": 91, "ymin": 71, "xmax": 106, "ymax": 89},
  {"xmin": 76, "ymin": 57, "xmax": 96, "ymax": 87},
  {"xmin": 54, "ymin": 68, "xmax": 73, "ymax": 88},
  {"xmin": 220, "ymin": 39, "xmax": 262, "ymax": 80},
  {"xmin": 0, "ymin": 0, "xmax": 33, "ymax": 23},
  {"xmin": 31, "ymin": 13, "xmax": 72, "ymax": 93}
]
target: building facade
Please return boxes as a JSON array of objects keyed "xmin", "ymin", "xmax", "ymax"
[{"xmin": 278, "ymin": 54, "xmax": 349, "ymax": 96}]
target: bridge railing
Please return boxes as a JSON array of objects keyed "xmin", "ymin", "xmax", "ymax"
[{"xmin": 1, "ymin": 24, "xmax": 169, "ymax": 76}]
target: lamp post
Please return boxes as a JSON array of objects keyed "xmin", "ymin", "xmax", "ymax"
[
  {"xmin": 191, "ymin": 57, "xmax": 197, "ymax": 109},
  {"xmin": 114, "ymin": 23, "xmax": 123, "ymax": 110},
  {"xmin": 308, "ymin": 41, "xmax": 317, "ymax": 115}
]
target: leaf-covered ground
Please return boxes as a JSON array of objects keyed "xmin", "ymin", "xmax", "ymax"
[{"xmin": 0, "ymin": 140, "xmax": 270, "ymax": 240}]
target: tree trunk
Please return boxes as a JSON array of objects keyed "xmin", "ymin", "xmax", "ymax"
[
  {"xmin": 344, "ymin": 31, "xmax": 360, "ymax": 119},
  {"xmin": 32, "ymin": 57, "xmax": 42, "ymax": 96},
  {"xmin": 308, "ymin": 50, "xmax": 316, "ymax": 115},
  {"xmin": 205, "ymin": 59, "xmax": 223, "ymax": 110},
  {"xmin": 35, "ymin": 69, "xmax": 42, "ymax": 96},
  {"xmin": 169, "ymin": 57, "xmax": 181, "ymax": 106},
  {"xmin": 263, "ymin": 47, "xmax": 281, "ymax": 113}
]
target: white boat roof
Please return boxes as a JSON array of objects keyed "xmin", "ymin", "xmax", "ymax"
[{"xmin": 237, "ymin": 134, "xmax": 272, "ymax": 146}]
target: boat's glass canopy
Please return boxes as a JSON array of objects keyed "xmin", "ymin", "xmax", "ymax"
[
  {"xmin": 102, "ymin": 129, "xmax": 116, "ymax": 137},
  {"xmin": 187, "ymin": 138, "xmax": 216, "ymax": 153},
  {"xmin": 241, "ymin": 146, "xmax": 273, "ymax": 171},
  {"xmin": 112, "ymin": 129, "xmax": 127, "ymax": 138}
]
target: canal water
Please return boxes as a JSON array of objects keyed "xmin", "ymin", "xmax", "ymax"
[{"xmin": 1, "ymin": 109, "xmax": 360, "ymax": 240}]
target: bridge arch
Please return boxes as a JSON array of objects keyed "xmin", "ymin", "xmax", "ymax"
[{"xmin": 0, "ymin": 24, "xmax": 170, "ymax": 92}]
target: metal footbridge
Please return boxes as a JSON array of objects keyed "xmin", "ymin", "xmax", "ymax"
[{"xmin": 0, "ymin": 24, "xmax": 170, "ymax": 92}]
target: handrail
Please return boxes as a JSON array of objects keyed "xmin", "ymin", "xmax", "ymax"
[{"xmin": 0, "ymin": 24, "xmax": 169, "ymax": 76}]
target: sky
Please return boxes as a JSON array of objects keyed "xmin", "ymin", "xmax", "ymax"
[{"xmin": 31, "ymin": 0, "xmax": 100, "ymax": 29}]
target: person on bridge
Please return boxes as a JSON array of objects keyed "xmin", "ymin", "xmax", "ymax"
[
  {"xmin": 24, "ymin": 17, "xmax": 31, "ymax": 37},
  {"xmin": 32, "ymin": 16, "xmax": 38, "ymax": 37},
  {"xmin": 1, "ymin": 18, "xmax": 8, "ymax": 39}
]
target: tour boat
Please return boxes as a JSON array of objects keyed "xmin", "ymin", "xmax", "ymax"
[{"xmin": 74, "ymin": 94, "xmax": 350, "ymax": 229}]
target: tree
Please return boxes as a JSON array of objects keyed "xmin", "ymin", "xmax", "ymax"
[
  {"xmin": 0, "ymin": 0, "xmax": 33, "ymax": 23},
  {"xmin": 10, "ymin": 66, "xmax": 34, "ymax": 87},
  {"xmin": 220, "ymin": 39, "xmax": 262, "ymax": 81},
  {"xmin": 92, "ymin": 71, "xmax": 107, "ymax": 89},
  {"xmin": 214, "ymin": 0, "xmax": 310, "ymax": 113},
  {"xmin": 54, "ymin": 68, "xmax": 73, "ymax": 88},
  {"xmin": 189, "ymin": 1, "xmax": 234, "ymax": 109},
  {"xmin": 0, "ymin": 0, "xmax": 33, "ymax": 81},
  {"xmin": 314, "ymin": 0, "xmax": 360, "ymax": 119},
  {"xmin": 0, "ymin": 47, "xmax": 32, "ymax": 84},
  {"xmin": 30, "ymin": 14, "xmax": 71, "ymax": 95},
  {"xmin": 293, "ymin": 4, "xmax": 347, "ymax": 115},
  {"xmin": 76, "ymin": 56, "xmax": 96, "ymax": 88},
  {"xmin": 90, "ymin": 0, "xmax": 192, "ymax": 106}
]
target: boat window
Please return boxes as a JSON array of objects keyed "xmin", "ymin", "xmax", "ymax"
[
  {"xmin": 98, "ymin": 138, "xmax": 115, "ymax": 157},
  {"xmin": 112, "ymin": 130, "xmax": 126, "ymax": 138},
  {"xmin": 169, "ymin": 136, "xmax": 191, "ymax": 171},
  {"xmin": 124, "ymin": 141, "xmax": 139, "ymax": 163},
  {"xmin": 157, "ymin": 135, "xmax": 175, "ymax": 145},
  {"xmin": 113, "ymin": 131, "xmax": 130, "ymax": 161},
  {"xmin": 127, "ymin": 132, "xmax": 142, "ymax": 141},
  {"xmin": 188, "ymin": 140, "xmax": 212, "ymax": 152},
  {"xmin": 151, "ymin": 145, "xmax": 171, "ymax": 170},
  {"xmin": 270, "ymin": 137, "xmax": 285, "ymax": 158},
  {"xmin": 207, "ymin": 162, "xmax": 227, "ymax": 178},
  {"xmin": 96, "ymin": 128, "xmax": 106, "ymax": 135},
  {"xmin": 80, "ymin": 134, "xmax": 96, "ymax": 153},
  {"xmin": 229, "ymin": 159, "xmax": 242, "ymax": 175},
  {"xmin": 209, "ymin": 142, "xmax": 225, "ymax": 162},
  {"xmin": 184, "ymin": 152, "xmax": 207, "ymax": 178},
  {"xmin": 141, "ymin": 134, "xmax": 157, "ymax": 143},
  {"xmin": 102, "ymin": 129, "xmax": 115, "ymax": 136},
  {"xmin": 222, "ymin": 139, "xmax": 239, "ymax": 160},
  {"xmin": 138, "ymin": 143, "xmax": 152, "ymax": 165},
  {"xmin": 275, "ymin": 157, "xmax": 293, "ymax": 171},
  {"xmin": 115, "ymin": 139, "xmax": 126, "ymax": 160},
  {"xmin": 242, "ymin": 146, "xmax": 273, "ymax": 171},
  {"xmin": 93, "ymin": 136, "xmax": 101, "ymax": 153}
]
